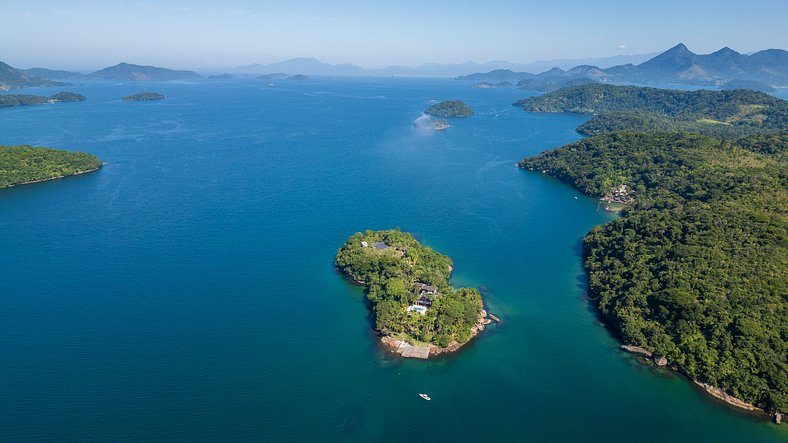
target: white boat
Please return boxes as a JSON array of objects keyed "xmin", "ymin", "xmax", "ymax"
[{"xmin": 419, "ymin": 393, "xmax": 431, "ymax": 401}]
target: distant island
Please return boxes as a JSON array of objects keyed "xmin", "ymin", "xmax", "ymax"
[
  {"xmin": 123, "ymin": 92, "xmax": 165, "ymax": 101},
  {"xmin": 49, "ymin": 92, "xmax": 87, "ymax": 102},
  {"xmin": 517, "ymin": 83, "xmax": 787, "ymax": 418},
  {"xmin": 0, "ymin": 145, "xmax": 102, "ymax": 189},
  {"xmin": 473, "ymin": 81, "xmax": 512, "ymax": 88},
  {"xmin": 89, "ymin": 63, "xmax": 200, "ymax": 81},
  {"xmin": 256, "ymin": 73, "xmax": 290, "ymax": 81},
  {"xmin": 0, "ymin": 92, "xmax": 86, "ymax": 108},
  {"xmin": 514, "ymin": 84, "xmax": 788, "ymax": 138},
  {"xmin": 336, "ymin": 229, "xmax": 493, "ymax": 358},
  {"xmin": 720, "ymin": 79, "xmax": 776, "ymax": 94},
  {"xmin": 424, "ymin": 100, "xmax": 474, "ymax": 118},
  {"xmin": 516, "ymin": 77, "xmax": 598, "ymax": 92},
  {"xmin": 287, "ymin": 74, "xmax": 310, "ymax": 81},
  {"xmin": 208, "ymin": 73, "xmax": 234, "ymax": 79}
]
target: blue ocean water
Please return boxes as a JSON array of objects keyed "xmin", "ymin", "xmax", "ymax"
[{"xmin": 0, "ymin": 78, "xmax": 784, "ymax": 441}]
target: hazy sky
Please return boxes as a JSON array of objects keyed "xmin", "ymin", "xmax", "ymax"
[{"xmin": 2, "ymin": 0, "xmax": 787, "ymax": 70}]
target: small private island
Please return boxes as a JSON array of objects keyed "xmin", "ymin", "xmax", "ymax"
[
  {"xmin": 0, "ymin": 145, "xmax": 102, "ymax": 189},
  {"xmin": 123, "ymin": 92, "xmax": 165, "ymax": 101},
  {"xmin": 424, "ymin": 100, "xmax": 474, "ymax": 118},
  {"xmin": 336, "ymin": 229, "xmax": 495, "ymax": 359}
]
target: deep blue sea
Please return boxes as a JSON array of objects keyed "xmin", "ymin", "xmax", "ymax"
[{"xmin": 0, "ymin": 78, "xmax": 785, "ymax": 442}]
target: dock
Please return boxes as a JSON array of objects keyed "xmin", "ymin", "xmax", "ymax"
[{"xmin": 400, "ymin": 343, "xmax": 431, "ymax": 359}]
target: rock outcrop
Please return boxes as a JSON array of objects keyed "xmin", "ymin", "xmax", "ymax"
[{"xmin": 620, "ymin": 345, "xmax": 653, "ymax": 358}]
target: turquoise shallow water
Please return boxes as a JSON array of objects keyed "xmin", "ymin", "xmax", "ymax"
[{"xmin": 0, "ymin": 78, "xmax": 785, "ymax": 442}]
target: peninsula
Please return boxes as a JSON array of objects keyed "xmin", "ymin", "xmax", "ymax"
[
  {"xmin": 0, "ymin": 145, "xmax": 102, "ymax": 189},
  {"xmin": 425, "ymin": 100, "xmax": 474, "ymax": 118},
  {"xmin": 0, "ymin": 92, "xmax": 86, "ymax": 108},
  {"xmin": 516, "ymin": 84, "xmax": 787, "ymax": 418},
  {"xmin": 513, "ymin": 84, "xmax": 787, "ymax": 138},
  {"xmin": 336, "ymin": 229, "xmax": 492, "ymax": 358},
  {"xmin": 123, "ymin": 92, "xmax": 165, "ymax": 101}
]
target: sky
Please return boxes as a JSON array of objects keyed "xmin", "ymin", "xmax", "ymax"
[{"xmin": 1, "ymin": 0, "xmax": 787, "ymax": 70}]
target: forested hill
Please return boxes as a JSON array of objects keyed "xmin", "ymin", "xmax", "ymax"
[
  {"xmin": 0, "ymin": 145, "xmax": 101, "ymax": 189},
  {"xmin": 0, "ymin": 60, "xmax": 65, "ymax": 89},
  {"xmin": 520, "ymin": 131, "xmax": 787, "ymax": 412},
  {"xmin": 89, "ymin": 63, "xmax": 200, "ymax": 81},
  {"xmin": 335, "ymin": 229, "xmax": 484, "ymax": 348},
  {"xmin": 514, "ymin": 84, "xmax": 788, "ymax": 138}
]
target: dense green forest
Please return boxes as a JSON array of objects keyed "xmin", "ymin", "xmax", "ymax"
[
  {"xmin": 514, "ymin": 84, "xmax": 788, "ymax": 138},
  {"xmin": 519, "ymin": 131, "xmax": 787, "ymax": 411},
  {"xmin": 336, "ymin": 229, "xmax": 483, "ymax": 347},
  {"xmin": 0, "ymin": 145, "xmax": 102, "ymax": 188},
  {"xmin": 425, "ymin": 100, "xmax": 474, "ymax": 118},
  {"xmin": 1, "ymin": 92, "xmax": 86, "ymax": 108},
  {"xmin": 49, "ymin": 92, "xmax": 86, "ymax": 102},
  {"xmin": 122, "ymin": 92, "xmax": 165, "ymax": 101},
  {"xmin": 0, "ymin": 94, "xmax": 49, "ymax": 107}
]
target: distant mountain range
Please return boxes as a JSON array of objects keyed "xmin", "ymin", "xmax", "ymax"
[
  {"xmin": 0, "ymin": 61, "xmax": 66, "ymax": 90},
  {"xmin": 3, "ymin": 44, "xmax": 786, "ymax": 88},
  {"xmin": 457, "ymin": 44, "xmax": 788, "ymax": 87},
  {"xmin": 232, "ymin": 57, "xmax": 364, "ymax": 76},
  {"xmin": 227, "ymin": 53, "xmax": 658, "ymax": 78},
  {"xmin": 20, "ymin": 67, "xmax": 86, "ymax": 80}
]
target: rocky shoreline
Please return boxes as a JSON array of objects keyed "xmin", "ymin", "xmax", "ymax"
[
  {"xmin": 9, "ymin": 165, "xmax": 102, "ymax": 188},
  {"xmin": 620, "ymin": 344, "xmax": 783, "ymax": 422},
  {"xmin": 381, "ymin": 309, "xmax": 498, "ymax": 359}
]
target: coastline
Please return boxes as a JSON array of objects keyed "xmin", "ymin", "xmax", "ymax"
[
  {"xmin": 4, "ymin": 165, "xmax": 102, "ymax": 189},
  {"xmin": 380, "ymin": 309, "xmax": 495, "ymax": 359},
  {"xmin": 619, "ymin": 345, "xmax": 782, "ymax": 421},
  {"xmin": 520, "ymin": 160, "xmax": 784, "ymax": 422}
]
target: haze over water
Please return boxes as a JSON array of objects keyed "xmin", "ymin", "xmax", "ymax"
[{"xmin": 0, "ymin": 78, "xmax": 784, "ymax": 441}]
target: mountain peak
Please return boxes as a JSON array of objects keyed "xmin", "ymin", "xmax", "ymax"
[
  {"xmin": 711, "ymin": 47, "xmax": 740, "ymax": 56},
  {"xmin": 666, "ymin": 43, "xmax": 691, "ymax": 54}
]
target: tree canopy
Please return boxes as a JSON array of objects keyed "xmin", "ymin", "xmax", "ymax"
[
  {"xmin": 425, "ymin": 100, "xmax": 474, "ymax": 118},
  {"xmin": 515, "ymin": 83, "xmax": 788, "ymax": 412},
  {"xmin": 520, "ymin": 131, "xmax": 787, "ymax": 411},
  {"xmin": 0, "ymin": 145, "xmax": 101, "ymax": 189},
  {"xmin": 514, "ymin": 84, "xmax": 788, "ymax": 138}
]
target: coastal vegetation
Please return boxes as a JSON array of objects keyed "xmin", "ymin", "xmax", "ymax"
[
  {"xmin": 49, "ymin": 92, "xmax": 87, "ymax": 102},
  {"xmin": 123, "ymin": 92, "xmax": 165, "ymax": 101},
  {"xmin": 514, "ymin": 84, "xmax": 788, "ymax": 138},
  {"xmin": 425, "ymin": 100, "xmax": 474, "ymax": 118},
  {"xmin": 0, "ymin": 145, "xmax": 102, "ymax": 189},
  {"xmin": 518, "ymin": 126, "xmax": 788, "ymax": 409},
  {"xmin": 336, "ymin": 229, "xmax": 484, "ymax": 349},
  {"xmin": 0, "ymin": 92, "xmax": 86, "ymax": 108}
]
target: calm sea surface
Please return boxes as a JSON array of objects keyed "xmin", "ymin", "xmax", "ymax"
[{"xmin": 0, "ymin": 78, "xmax": 785, "ymax": 441}]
